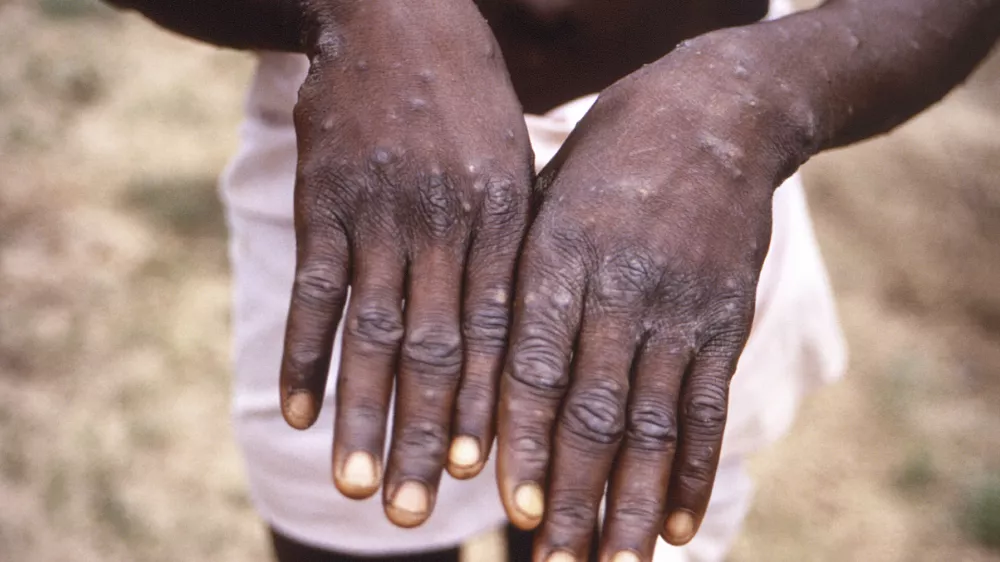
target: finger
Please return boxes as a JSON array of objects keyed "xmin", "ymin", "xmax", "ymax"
[
  {"xmin": 449, "ymin": 177, "xmax": 528, "ymax": 480},
  {"xmin": 383, "ymin": 246, "xmax": 465, "ymax": 528},
  {"xmin": 280, "ymin": 222, "xmax": 351, "ymax": 430},
  {"xmin": 534, "ymin": 313, "xmax": 636, "ymax": 561},
  {"xmin": 331, "ymin": 244, "xmax": 406, "ymax": 500},
  {"xmin": 600, "ymin": 339, "xmax": 690, "ymax": 562},
  {"xmin": 662, "ymin": 349, "xmax": 739, "ymax": 546},
  {"xmin": 497, "ymin": 239, "xmax": 585, "ymax": 531}
]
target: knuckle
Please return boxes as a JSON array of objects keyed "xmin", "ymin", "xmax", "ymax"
[
  {"xmin": 402, "ymin": 324, "xmax": 463, "ymax": 379},
  {"xmin": 682, "ymin": 379, "xmax": 728, "ymax": 441},
  {"xmin": 481, "ymin": 176, "xmax": 524, "ymax": 223},
  {"xmin": 627, "ymin": 400, "xmax": 679, "ymax": 451},
  {"xmin": 546, "ymin": 221, "xmax": 592, "ymax": 257},
  {"xmin": 507, "ymin": 431, "xmax": 550, "ymax": 467},
  {"xmin": 415, "ymin": 171, "xmax": 464, "ymax": 238},
  {"xmin": 655, "ymin": 269, "xmax": 709, "ymax": 316},
  {"xmin": 346, "ymin": 302, "xmax": 404, "ymax": 353},
  {"xmin": 464, "ymin": 298, "xmax": 510, "ymax": 351},
  {"xmin": 611, "ymin": 496, "xmax": 664, "ymax": 525},
  {"xmin": 699, "ymin": 295, "xmax": 754, "ymax": 355},
  {"xmin": 297, "ymin": 165, "xmax": 359, "ymax": 230},
  {"xmin": 293, "ymin": 260, "xmax": 348, "ymax": 310},
  {"xmin": 396, "ymin": 419, "xmax": 448, "ymax": 459},
  {"xmin": 677, "ymin": 468, "xmax": 715, "ymax": 498},
  {"xmin": 561, "ymin": 381, "xmax": 627, "ymax": 446},
  {"xmin": 509, "ymin": 334, "xmax": 571, "ymax": 397},
  {"xmin": 548, "ymin": 495, "xmax": 598, "ymax": 529},
  {"xmin": 341, "ymin": 396, "xmax": 388, "ymax": 431},
  {"xmin": 284, "ymin": 344, "xmax": 327, "ymax": 377},
  {"xmin": 610, "ymin": 250, "xmax": 660, "ymax": 289}
]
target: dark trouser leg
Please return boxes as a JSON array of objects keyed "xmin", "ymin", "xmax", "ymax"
[{"xmin": 271, "ymin": 527, "xmax": 461, "ymax": 562}]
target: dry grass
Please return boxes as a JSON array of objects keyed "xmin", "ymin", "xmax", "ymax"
[{"xmin": 1, "ymin": 1, "xmax": 999, "ymax": 561}]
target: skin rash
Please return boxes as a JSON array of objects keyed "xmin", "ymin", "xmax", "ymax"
[{"xmin": 102, "ymin": 0, "xmax": 1000, "ymax": 560}]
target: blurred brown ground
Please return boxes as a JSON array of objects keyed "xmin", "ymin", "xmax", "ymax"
[{"xmin": 1, "ymin": 1, "xmax": 998, "ymax": 561}]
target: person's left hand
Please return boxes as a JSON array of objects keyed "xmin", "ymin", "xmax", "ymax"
[{"xmin": 495, "ymin": 29, "xmax": 815, "ymax": 561}]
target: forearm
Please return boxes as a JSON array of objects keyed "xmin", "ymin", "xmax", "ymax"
[
  {"xmin": 105, "ymin": 0, "xmax": 307, "ymax": 51},
  {"xmin": 730, "ymin": 0, "xmax": 999, "ymax": 156}
]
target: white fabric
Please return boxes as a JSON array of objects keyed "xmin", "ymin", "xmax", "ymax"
[
  {"xmin": 652, "ymin": 456, "xmax": 755, "ymax": 562},
  {"xmin": 220, "ymin": 0, "xmax": 843, "ymax": 555}
]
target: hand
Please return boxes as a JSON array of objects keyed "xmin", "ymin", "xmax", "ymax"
[
  {"xmin": 496, "ymin": 30, "xmax": 813, "ymax": 560},
  {"xmin": 279, "ymin": 0, "xmax": 533, "ymax": 528}
]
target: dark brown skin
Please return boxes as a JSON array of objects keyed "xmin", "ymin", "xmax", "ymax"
[{"xmin": 105, "ymin": 0, "xmax": 1000, "ymax": 559}]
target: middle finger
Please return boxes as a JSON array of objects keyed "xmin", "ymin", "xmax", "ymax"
[
  {"xmin": 383, "ymin": 245, "xmax": 465, "ymax": 528},
  {"xmin": 535, "ymin": 311, "xmax": 637, "ymax": 561}
]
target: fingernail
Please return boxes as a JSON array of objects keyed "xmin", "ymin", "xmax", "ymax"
[
  {"xmin": 546, "ymin": 551, "xmax": 577, "ymax": 562},
  {"xmin": 612, "ymin": 551, "xmax": 641, "ymax": 562},
  {"xmin": 388, "ymin": 481, "xmax": 430, "ymax": 527},
  {"xmin": 284, "ymin": 392, "xmax": 315, "ymax": 429},
  {"xmin": 513, "ymin": 482, "xmax": 545, "ymax": 520},
  {"xmin": 448, "ymin": 436, "xmax": 482, "ymax": 468},
  {"xmin": 337, "ymin": 452, "xmax": 380, "ymax": 495},
  {"xmin": 665, "ymin": 510, "xmax": 696, "ymax": 544}
]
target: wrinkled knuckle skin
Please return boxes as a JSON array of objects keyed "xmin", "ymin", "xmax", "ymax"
[
  {"xmin": 346, "ymin": 303, "xmax": 405, "ymax": 354},
  {"xmin": 561, "ymin": 382, "xmax": 627, "ymax": 447},
  {"xmin": 698, "ymin": 305, "xmax": 753, "ymax": 362},
  {"xmin": 298, "ymin": 158, "xmax": 359, "ymax": 216},
  {"xmin": 293, "ymin": 261, "xmax": 348, "ymax": 312},
  {"xmin": 284, "ymin": 343, "xmax": 328, "ymax": 381},
  {"xmin": 676, "ymin": 469, "xmax": 715, "ymax": 501},
  {"xmin": 415, "ymin": 172, "xmax": 465, "ymax": 239},
  {"xmin": 548, "ymin": 495, "xmax": 599, "ymax": 531},
  {"xmin": 546, "ymin": 221, "xmax": 594, "ymax": 259},
  {"xmin": 609, "ymin": 496, "xmax": 664, "ymax": 527},
  {"xmin": 703, "ymin": 296, "xmax": 755, "ymax": 351},
  {"xmin": 396, "ymin": 420, "xmax": 448, "ymax": 463},
  {"xmin": 509, "ymin": 335, "xmax": 570, "ymax": 397},
  {"xmin": 402, "ymin": 324, "xmax": 463, "ymax": 382},
  {"xmin": 682, "ymin": 380, "xmax": 728, "ymax": 443},
  {"xmin": 593, "ymin": 251, "xmax": 662, "ymax": 308},
  {"xmin": 481, "ymin": 176, "xmax": 526, "ymax": 226},
  {"xmin": 507, "ymin": 430, "xmax": 550, "ymax": 468},
  {"xmin": 341, "ymin": 396, "xmax": 388, "ymax": 433},
  {"xmin": 627, "ymin": 400, "xmax": 679, "ymax": 452},
  {"xmin": 655, "ymin": 269, "xmax": 710, "ymax": 319},
  {"xmin": 464, "ymin": 299, "xmax": 510, "ymax": 353}
]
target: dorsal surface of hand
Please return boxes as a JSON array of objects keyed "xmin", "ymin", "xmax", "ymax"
[
  {"xmin": 280, "ymin": 0, "xmax": 534, "ymax": 529},
  {"xmin": 496, "ymin": 33, "xmax": 813, "ymax": 561}
]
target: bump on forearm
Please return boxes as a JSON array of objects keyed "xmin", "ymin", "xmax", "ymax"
[{"xmin": 767, "ymin": 0, "xmax": 1000, "ymax": 152}]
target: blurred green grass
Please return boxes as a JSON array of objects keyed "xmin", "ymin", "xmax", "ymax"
[
  {"xmin": 963, "ymin": 475, "xmax": 1000, "ymax": 551},
  {"xmin": 38, "ymin": 0, "xmax": 112, "ymax": 20}
]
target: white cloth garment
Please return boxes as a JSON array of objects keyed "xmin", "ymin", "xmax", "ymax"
[{"xmin": 220, "ymin": 0, "xmax": 844, "ymax": 557}]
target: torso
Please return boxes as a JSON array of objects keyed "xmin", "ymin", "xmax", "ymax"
[{"xmin": 475, "ymin": 0, "xmax": 771, "ymax": 112}]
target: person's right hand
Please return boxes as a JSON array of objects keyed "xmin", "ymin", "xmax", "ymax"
[{"xmin": 279, "ymin": 0, "xmax": 534, "ymax": 528}]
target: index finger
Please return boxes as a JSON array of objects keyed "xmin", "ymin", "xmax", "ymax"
[
  {"xmin": 497, "ymin": 235, "xmax": 586, "ymax": 530},
  {"xmin": 279, "ymin": 222, "xmax": 351, "ymax": 430}
]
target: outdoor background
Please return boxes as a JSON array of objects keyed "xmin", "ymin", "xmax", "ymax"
[{"xmin": 1, "ymin": 0, "xmax": 998, "ymax": 560}]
